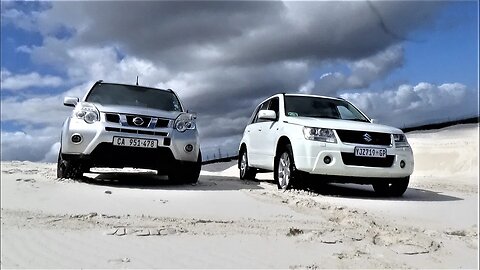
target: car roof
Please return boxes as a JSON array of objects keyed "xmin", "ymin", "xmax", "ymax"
[
  {"xmin": 255, "ymin": 93, "xmax": 346, "ymax": 109},
  {"xmin": 283, "ymin": 93, "xmax": 344, "ymax": 101},
  {"xmin": 95, "ymin": 81, "xmax": 173, "ymax": 93}
]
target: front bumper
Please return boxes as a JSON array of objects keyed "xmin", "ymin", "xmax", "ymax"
[
  {"xmin": 291, "ymin": 138, "xmax": 414, "ymax": 179},
  {"xmin": 61, "ymin": 116, "xmax": 199, "ymax": 168}
]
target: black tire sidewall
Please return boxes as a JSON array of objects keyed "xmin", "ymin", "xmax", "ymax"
[{"xmin": 169, "ymin": 152, "xmax": 202, "ymax": 184}]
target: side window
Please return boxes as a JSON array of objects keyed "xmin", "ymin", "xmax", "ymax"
[{"xmin": 252, "ymin": 100, "xmax": 270, "ymax": 123}]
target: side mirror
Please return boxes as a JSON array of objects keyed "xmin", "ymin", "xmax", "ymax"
[
  {"xmin": 370, "ymin": 118, "xmax": 379, "ymax": 124},
  {"xmin": 258, "ymin": 110, "xmax": 277, "ymax": 120},
  {"xmin": 63, "ymin": 97, "xmax": 79, "ymax": 107}
]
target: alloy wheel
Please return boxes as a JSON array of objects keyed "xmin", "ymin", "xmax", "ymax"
[
  {"xmin": 240, "ymin": 152, "xmax": 247, "ymax": 178},
  {"xmin": 277, "ymin": 152, "xmax": 291, "ymax": 189}
]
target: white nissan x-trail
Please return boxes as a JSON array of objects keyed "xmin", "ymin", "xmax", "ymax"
[
  {"xmin": 238, "ymin": 94, "xmax": 414, "ymax": 196},
  {"xmin": 58, "ymin": 81, "xmax": 201, "ymax": 183}
]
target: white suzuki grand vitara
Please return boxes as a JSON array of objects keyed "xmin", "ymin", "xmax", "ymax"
[{"xmin": 238, "ymin": 94, "xmax": 414, "ymax": 196}]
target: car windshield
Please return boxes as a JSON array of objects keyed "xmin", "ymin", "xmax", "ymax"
[
  {"xmin": 85, "ymin": 83, "xmax": 182, "ymax": 112},
  {"xmin": 284, "ymin": 96, "xmax": 369, "ymax": 122}
]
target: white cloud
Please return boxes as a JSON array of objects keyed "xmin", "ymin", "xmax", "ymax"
[
  {"xmin": 16, "ymin": 45, "xmax": 32, "ymax": 54},
  {"xmin": 28, "ymin": 41, "xmax": 172, "ymax": 87},
  {"xmin": 43, "ymin": 142, "xmax": 61, "ymax": 162},
  {"xmin": 304, "ymin": 45, "xmax": 404, "ymax": 95},
  {"xmin": 298, "ymin": 80, "xmax": 314, "ymax": 94},
  {"xmin": 1, "ymin": 126, "xmax": 60, "ymax": 162},
  {"xmin": 1, "ymin": 7, "xmax": 37, "ymax": 31},
  {"xmin": 1, "ymin": 82, "xmax": 91, "ymax": 126},
  {"xmin": 347, "ymin": 45, "xmax": 404, "ymax": 88},
  {"xmin": 1, "ymin": 69, "xmax": 63, "ymax": 91},
  {"xmin": 341, "ymin": 82, "xmax": 477, "ymax": 128}
]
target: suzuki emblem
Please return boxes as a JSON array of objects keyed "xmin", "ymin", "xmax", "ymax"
[{"xmin": 363, "ymin": 133, "xmax": 372, "ymax": 142}]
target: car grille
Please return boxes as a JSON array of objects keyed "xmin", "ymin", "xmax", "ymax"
[
  {"xmin": 105, "ymin": 113, "xmax": 120, "ymax": 123},
  {"xmin": 341, "ymin": 153, "xmax": 395, "ymax": 168},
  {"xmin": 336, "ymin": 130, "xmax": 391, "ymax": 146},
  {"xmin": 104, "ymin": 113, "xmax": 170, "ymax": 128},
  {"xmin": 155, "ymin": 119, "xmax": 170, "ymax": 128},
  {"xmin": 105, "ymin": 127, "xmax": 168, "ymax": 137}
]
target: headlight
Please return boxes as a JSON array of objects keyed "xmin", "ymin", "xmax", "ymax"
[
  {"xmin": 73, "ymin": 103, "xmax": 99, "ymax": 124},
  {"xmin": 303, "ymin": 127, "xmax": 337, "ymax": 143},
  {"xmin": 175, "ymin": 113, "xmax": 196, "ymax": 132},
  {"xmin": 393, "ymin": 134, "xmax": 409, "ymax": 148}
]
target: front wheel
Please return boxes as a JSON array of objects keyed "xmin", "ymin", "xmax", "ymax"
[
  {"xmin": 372, "ymin": 177, "xmax": 410, "ymax": 197},
  {"xmin": 57, "ymin": 151, "xmax": 83, "ymax": 179},
  {"xmin": 168, "ymin": 152, "xmax": 202, "ymax": 184},
  {"xmin": 239, "ymin": 149, "xmax": 256, "ymax": 180},
  {"xmin": 274, "ymin": 144, "xmax": 297, "ymax": 190}
]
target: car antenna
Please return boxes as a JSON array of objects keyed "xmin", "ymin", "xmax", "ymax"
[{"xmin": 136, "ymin": 76, "xmax": 139, "ymax": 86}]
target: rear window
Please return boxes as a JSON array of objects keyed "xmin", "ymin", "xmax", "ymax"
[{"xmin": 86, "ymin": 83, "xmax": 182, "ymax": 112}]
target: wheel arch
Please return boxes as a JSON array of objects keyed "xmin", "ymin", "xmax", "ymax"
[{"xmin": 275, "ymin": 136, "xmax": 292, "ymax": 159}]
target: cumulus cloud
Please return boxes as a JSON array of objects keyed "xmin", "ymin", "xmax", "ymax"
[
  {"xmin": 12, "ymin": 1, "xmax": 442, "ymax": 69},
  {"xmin": 301, "ymin": 45, "xmax": 404, "ymax": 95},
  {"xmin": 1, "ymin": 82, "xmax": 91, "ymax": 126},
  {"xmin": 1, "ymin": 69, "xmax": 63, "ymax": 91},
  {"xmin": 1, "ymin": 126, "xmax": 60, "ymax": 162},
  {"xmin": 341, "ymin": 82, "xmax": 477, "ymax": 128}
]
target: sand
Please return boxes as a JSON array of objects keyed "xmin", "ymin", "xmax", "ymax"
[{"xmin": 1, "ymin": 124, "xmax": 478, "ymax": 268}]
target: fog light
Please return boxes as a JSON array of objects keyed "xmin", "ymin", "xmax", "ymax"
[
  {"xmin": 184, "ymin": 144, "xmax": 194, "ymax": 152},
  {"xmin": 71, "ymin": 134, "xmax": 82, "ymax": 144},
  {"xmin": 400, "ymin": 160, "xmax": 406, "ymax": 168},
  {"xmin": 323, "ymin": 156, "xmax": 332, "ymax": 164}
]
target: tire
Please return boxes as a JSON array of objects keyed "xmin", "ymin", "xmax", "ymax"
[
  {"xmin": 239, "ymin": 149, "xmax": 256, "ymax": 180},
  {"xmin": 372, "ymin": 177, "xmax": 410, "ymax": 197},
  {"xmin": 168, "ymin": 152, "xmax": 202, "ymax": 184},
  {"xmin": 57, "ymin": 151, "xmax": 83, "ymax": 179},
  {"xmin": 274, "ymin": 144, "xmax": 297, "ymax": 190}
]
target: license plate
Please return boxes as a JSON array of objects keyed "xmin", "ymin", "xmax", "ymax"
[
  {"xmin": 354, "ymin": 147, "xmax": 387, "ymax": 158},
  {"xmin": 113, "ymin": 137, "xmax": 158, "ymax": 148}
]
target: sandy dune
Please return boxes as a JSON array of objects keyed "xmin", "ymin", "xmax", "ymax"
[{"xmin": 1, "ymin": 124, "xmax": 478, "ymax": 268}]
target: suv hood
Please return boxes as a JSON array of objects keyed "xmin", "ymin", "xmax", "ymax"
[
  {"xmin": 92, "ymin": 103, "xmax": 182, "ymax": 120},
  {"xmin": 285, "ymin": 117, "xmax": 403, "ymax": 134}
]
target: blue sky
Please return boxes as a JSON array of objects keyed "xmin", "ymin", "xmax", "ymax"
[
  {"xmin": 393, "ymin": 1, "xmax": 478, "ymax": 87},
  {"xmin": 1, "ymin": 1, "xmax": 478, "ymax": 161}
]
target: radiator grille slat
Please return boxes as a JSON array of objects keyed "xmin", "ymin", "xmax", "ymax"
[{"xmin": 105, "ymin": 127, "xmax": 168, "ymax": 137}]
